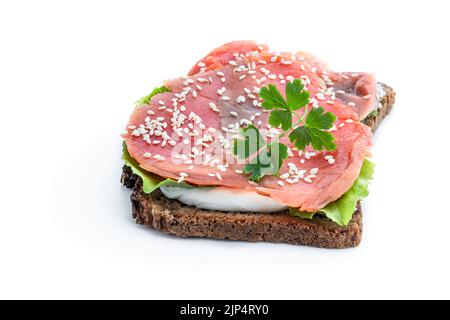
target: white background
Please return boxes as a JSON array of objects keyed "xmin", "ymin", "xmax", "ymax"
[{"xmin": 1, "ymin": 0, "xmax": 449, "ymax": 300}]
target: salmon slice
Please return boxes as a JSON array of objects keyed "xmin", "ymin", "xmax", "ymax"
[
  {"xmin": 124, "ymin": 41, "xmax": 373, "ymax": 212},
  {"xmin": 189, "ymin": 41, "xmax": 377, "ymax": 120}
]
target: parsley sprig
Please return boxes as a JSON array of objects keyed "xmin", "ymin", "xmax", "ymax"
[{"xmin": 233, "ymin": 79, "xmax": 337, "ymax": 182}]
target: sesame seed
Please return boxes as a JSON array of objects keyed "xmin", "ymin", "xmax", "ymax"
[
  {"xmin": 153, "ymin": 155, "xmax": 165, "ymax": 161},
  {"xmin": 158, "ymin": 100, "xmax": 165, "ymax": 106},
  {"xmin": 339, "ymin": 123, "xmax": 345, "ymax": 128},
  {"xmin": 316, "ymin": 93, "xmax": 326, "ymax": 101},
  {"xmin": 239, "ymin": 74, "xmax": 247, "ymax": 81},
  {"xmin": 222, "ymin": 96, "xmax": 230, "ymax": 101},
  {"xmin": 248, "ymin": 181, "xmax": 259, "ymax": 187},
  {"xmin": 230, "ymin": 111, "xmax": 238, "ymax": 117},
  {"xmin": 143, "ymin": 152, "xmax": 152, "ymax": 158},
  {"xmin": 347, "ymin": 102, "xmax": 356, "ymax": 107},
  {"xmin": 277, "ymin": 181, "xmax": 285, "ymax": 187},
  {"xmin": 192, "ymin": 90, "xmax": 198, "ymax": 98},
  {"xmin": 345, "ymin": 119, "xmax": 353, "ymax": 123},
  {"xmin": 147, "ymin": 110, "xmax": 155, "ymax": 115},
  {"xmin": 236, "ymin": 95, "xmax": 246, "ymax": 104},
  {"xmin": 363, "ymin": 94, "xmax": 372, "ymax": 100},
  {"xmin": 228, "ymin": 60, "xmax": 237, "ymax": 66},
  {"xmin": 215, "ymin": 173, "xmax": 223, "ymax": 181},
  {"xmin": 221, "ymin": 77, "xmax": 226, "ymax": 83},
  {"xmin": 234, "ymin": 169, "xmax": 243, "ymax": 174},
  {"xmin": 304, "ymin": 177, "xmax": 313, "ymax": 183},
  {"xmin": 280, "ymin": 173, "xmax": 290, "ymax": 180},
  {"xmin": 198, "ymin": 62, "xmax": 206, "ymax": 67},
  {"xmin": 209, "ymin": 102, "xmax": 220, "ymax": 113},
  {"xmin": 310, "ymin": 168, "xmax": 319, "ymax": 175},
  {"xmin": 281, "ymin": 59, "xmax": 293, "ymax": 65},
  {"xmin": 217, "ymin": 87, "xmax": 226, "ymax": 95},
  {"xmin": 217, "ymin": 71, "xmax": 225, "ymax": 77}
]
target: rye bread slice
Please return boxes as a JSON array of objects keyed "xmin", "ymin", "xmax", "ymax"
[{"xmin": 121, "ymin": 83, "xmax": 395, "ymax": 249}]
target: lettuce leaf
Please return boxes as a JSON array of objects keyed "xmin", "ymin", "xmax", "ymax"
[
  {"xmin": 289, "ymin": 159, "xmax": 375, "ymax": 226},
  {"xmin": 122, "ymin": 143, "xmax": 192, "ymax": 193},
  {"xmin": 135, "ymin": 85, "xmax": 170, "ymax": 106}
]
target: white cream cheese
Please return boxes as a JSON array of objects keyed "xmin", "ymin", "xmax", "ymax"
[{"xmin": 160, "ymin": 186, "xmax": 288, "ymax": 212}]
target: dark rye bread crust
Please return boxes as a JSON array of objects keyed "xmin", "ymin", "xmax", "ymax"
[{"xmin": 122, "ymin": 83, "xmax": 395, "ymax": 248}]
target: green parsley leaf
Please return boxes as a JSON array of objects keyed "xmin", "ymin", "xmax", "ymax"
[
  {"xmin": 289, "ymin": 126, "xmax": 310, "ymax": 150},
  {"xmin": 233, "ymin": 125, "xmax": 279, "ymax": 182},
  {"xmin": 233, "ymin": 125, "xmax": 265, "ymax": 160},
  {"xmin": 289, "ymin": 107, "xmax": 337, "ymax": 151},
  {"xmin": 285, "ymin": 79, "xmax": 310, "ymax": 110},
  {"xmin": 259, "ymin": 84, "xmax": 288, "ymax": 110},
  {"xmin": 234, "ymin": 78, "xmax": 338, "ymax": 183},
  {"xmin": 306, "ymin": 106, "xmax": 337, "ymax": 130},
  {"xmin": 242, "ymin": 162, "xmax": 274, "ymax": 183},
  {"xmin": 268, "ymin": 142, "xmax": 288, "ymax": 172},
  {"xmin": 289, "ymin": 126, "xmax": 336, "ymax": 151},
  {"xmin": 308, "ymin": 128, "xmax": 337, "ymax": 151},
  {"xmin": 238, "ymin": 143, "xmax": 288, "ymax": 182},
  {"xmin": 269, "ymin": 109, "xmax": 292, "ymax": 131}
]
